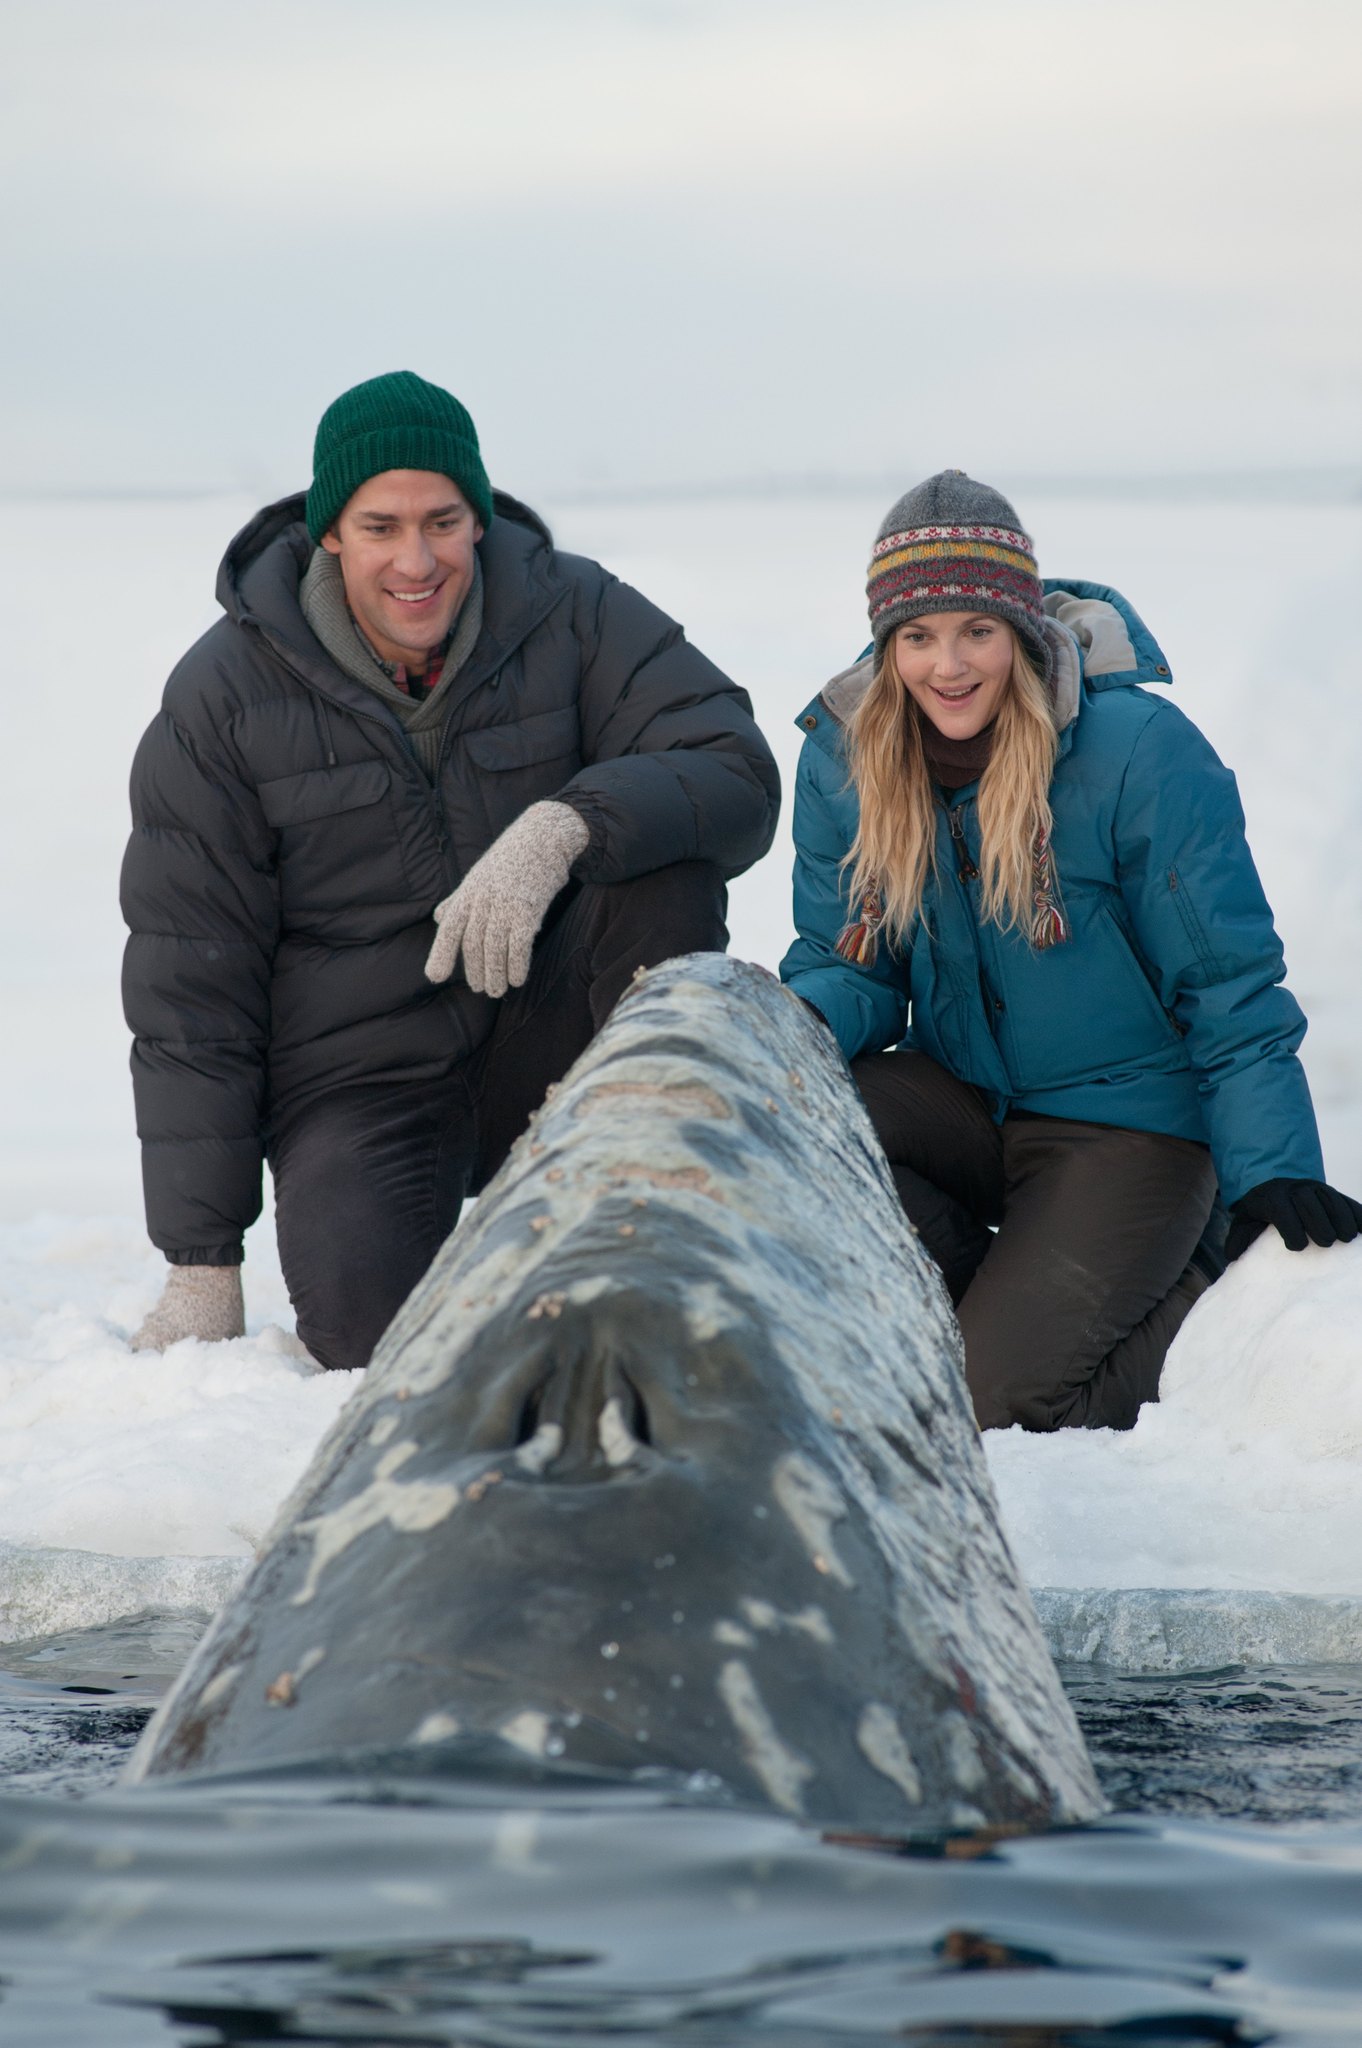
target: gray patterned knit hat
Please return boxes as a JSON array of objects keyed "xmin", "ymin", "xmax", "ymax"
[{"xmin": 866, "ymin": 469, "xmax": 1047, "ymax": 670}]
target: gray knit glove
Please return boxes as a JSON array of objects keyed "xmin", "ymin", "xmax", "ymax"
[
  {"xmin": 425, "ymin": 801, "xmax": 590, "ymax": 996},
  {"xmin": 130, "ymin": 1265, "xmax": 245, "ymax": 1350}
]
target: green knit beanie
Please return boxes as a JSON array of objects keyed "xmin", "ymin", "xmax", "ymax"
[{"xmin": 305, "ymin": 370, "xmax": 494, "ymax": 543}]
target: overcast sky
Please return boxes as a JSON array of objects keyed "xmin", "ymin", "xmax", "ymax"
[{"xmin": 4, "ymin": 0, "xmax": 1360, "ymax": 499}]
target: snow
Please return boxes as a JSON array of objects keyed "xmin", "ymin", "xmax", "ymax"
[
  {"xmin": 0, "ymin": 1212, "xmax": 357, "ymax": 1643},
  {"xmin": 3, "ymin": 484, "xmax": 1361, "ymax": 1670}
]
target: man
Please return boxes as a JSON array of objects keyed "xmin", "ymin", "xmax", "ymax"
[{"xmin": 124, "ymin": 371, "xmax": 779, "ymax": 1369}]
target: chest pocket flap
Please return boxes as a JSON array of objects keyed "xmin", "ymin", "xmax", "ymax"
[
  {"xmin": 257, "ymin": 761, "xmax": 391, "ymax": 827},
  {"xmin": 461, "ymin": 705, "xmax": 580, "ymax": 771}
]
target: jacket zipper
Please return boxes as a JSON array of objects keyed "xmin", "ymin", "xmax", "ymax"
[
  {"xmin": 946, "ymin": 802, "xmax": 979, "ymax": 882},
  {"xmin": 943, "ymin": 800, "xmax": 1008, "ymax": 1041},
  {"xmin": 1167, "ymin": 864, "xmax": 1216, "ymax": 978}
]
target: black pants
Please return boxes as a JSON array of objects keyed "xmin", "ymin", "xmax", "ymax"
[
  {"xmin": 269, "ymin": 862, "xmax": 728, "ymax": 1371},
  {"xmin": 852, "ymin": 1049, "xmax": 1218, "ymax": 1433}
]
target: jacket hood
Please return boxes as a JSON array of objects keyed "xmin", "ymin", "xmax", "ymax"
[
  {"xmin": 797, "ymin": 579, "xmax": 1173, "ymax": 751},
  {"xmin": 1041, "ymin": 580, "xmax": 1173, "ymax": 692},
  {"xmin": 217, "ymin": 488, "xmax": 554, "ymax": 626},
  {"xmin": 212, "ymin": 489, "xmax": 562, "ymax": 714}
]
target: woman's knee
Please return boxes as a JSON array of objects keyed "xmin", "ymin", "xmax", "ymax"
[
  {"xmin": 963, "ymin": 1251, "xmax": 1211, "ymax": 1434},
  {"xmin": 967, "ymin": 1362, "xmax": 1062, "ymax": 1434},
  {"xmin": 853, "ymin": 1051, "xmax": 1002, "ymax": 1221}
]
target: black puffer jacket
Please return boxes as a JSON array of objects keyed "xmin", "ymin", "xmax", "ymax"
[{"xmin": 122, "ymin": 492, "xmax": 779, "ymax": 1262}]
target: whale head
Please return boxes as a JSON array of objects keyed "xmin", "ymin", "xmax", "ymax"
[{"xmin": 126, "ymin": 957, "xmax": 1101, "ymax": 1830}]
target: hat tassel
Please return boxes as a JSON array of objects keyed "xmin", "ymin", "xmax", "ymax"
[
  {"xmin": 1029, "ymin": 827, "xmax": 1069, "ymax": 950},
  {"xmin": 835, "ymin": 885, "xmax": 884, "ymax": 967}
]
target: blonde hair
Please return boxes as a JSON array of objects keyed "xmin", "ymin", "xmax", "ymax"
[{"xmin": 844, "ymin": 628, "xmax": 1062, "ymax": 947}]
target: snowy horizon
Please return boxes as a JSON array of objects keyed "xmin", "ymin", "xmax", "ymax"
[{"xmin": 6, "ymin": 0, "xmax": 1360, "ymax": 497}]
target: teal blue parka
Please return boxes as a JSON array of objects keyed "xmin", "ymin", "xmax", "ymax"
[{"xmin": 779, "ymin": 583, "xmax": 1323, "ymax": 1208}]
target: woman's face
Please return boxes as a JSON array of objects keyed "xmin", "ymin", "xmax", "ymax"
[{"xmin": 893, "ymin": 612, "xmax": 1014, "ymax": 738}]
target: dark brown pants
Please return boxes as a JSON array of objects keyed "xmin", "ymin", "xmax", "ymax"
[
  {"xmin": 269, "ymin": 863, "xmax": 728, "ymax": 1371},
  {"xmin": 852, "ymin": 1049, "xmax": 1218, "ymax": 1433}
]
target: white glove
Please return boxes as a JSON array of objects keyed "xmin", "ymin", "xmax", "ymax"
[
  {"xmin": 425, "ymin": 801, "xmax": 590, "ymax": 997},
  {"xmin": 131, "ymin": 1265, "xmax": 245, "ymax": 1350}
]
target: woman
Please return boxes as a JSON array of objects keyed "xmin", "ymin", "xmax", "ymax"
[{"xmin": 781, "ymin": 470, "xmax": 1360, "ymax": 1432}]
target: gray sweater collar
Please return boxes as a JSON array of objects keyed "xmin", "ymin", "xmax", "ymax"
[{"xmin": 298, "ymin": 548, "xmax": 485, "ymax": 730}]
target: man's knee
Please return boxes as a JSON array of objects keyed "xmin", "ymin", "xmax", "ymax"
[
  {"xmin": 271, "ymin": 1085, "xmax": 467, "ymax": 1372},
  {"xmin": 293, "ymin": 1259, "xmax": 414, "ymax": 1373},
  {"xmin": 587, "ymin": 860, "xmax": 728, "ymax": 954},
  {"xmin": 279, "ymin": 1190, "xmax": 434, "ymax": 1371},
  {"xmin": 575, "ymin": 862, "xmax": 728, "ymax": 1024}
]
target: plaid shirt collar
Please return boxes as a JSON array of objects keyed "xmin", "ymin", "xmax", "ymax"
[{"xmin": 352, "ymin": 619, "xmax": 450, "ymax": 697}]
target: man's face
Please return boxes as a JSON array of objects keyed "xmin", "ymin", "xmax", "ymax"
[{"xmin": 322, "ymin": 470, "xmax": 484, "ymax": 670}]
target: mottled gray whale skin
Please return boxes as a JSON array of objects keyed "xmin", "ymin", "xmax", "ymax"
[{"xmin": 127, "ymin": 956, "xmax": 1100, "ymax": 1828}]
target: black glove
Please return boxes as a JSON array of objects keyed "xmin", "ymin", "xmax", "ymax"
[{"xmin": 1225, "ymin": 1178, "xmax": 1362, "ymax": 1261}]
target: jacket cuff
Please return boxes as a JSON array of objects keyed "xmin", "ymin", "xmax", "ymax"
[
  {"xmin": 1206, "ymin": 1056, "xmax": 1324, "ymax": 1208},
  {"xmin": 165, "ymin": 1244, "xmax": 245, "ymax": 1267},
  {"xmin": 556, "ymin": 793, "xmax": 609, "ymax": 881},
  {"xmin": 782, "ymin": 966, "xmax": 903, "ymax": 1064}
]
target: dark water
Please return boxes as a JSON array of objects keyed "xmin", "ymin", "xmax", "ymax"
[{"xmin": 3, "ymin": 1619, "xmax": 1362, "ymax": 2044}]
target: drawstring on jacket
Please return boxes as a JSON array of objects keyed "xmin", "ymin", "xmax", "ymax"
[{"xmin": 836, "ymin": 811, "xmax": 1069, "ymax": 967}]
